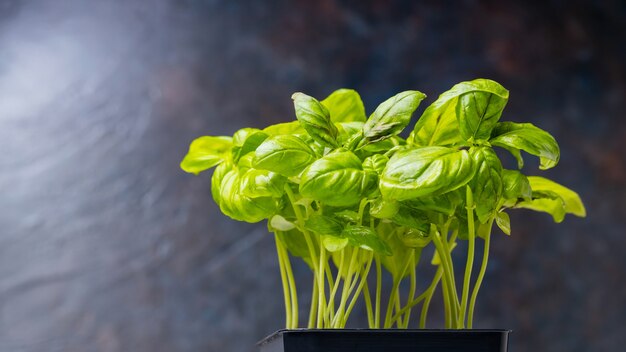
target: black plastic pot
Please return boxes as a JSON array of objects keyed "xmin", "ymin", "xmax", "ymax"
[{"xmin": 258, "ymin": 329, "xmax": 511, "ymax": 352}]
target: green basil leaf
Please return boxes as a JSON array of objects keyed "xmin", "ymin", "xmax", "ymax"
[
  {"xmin": 300, "ymin": 150, "xmax": 377, "ymax": 207},
  {"xmin": 402, "ymin": 189, "xmax": 462, "ymax": 216},
  {"xmin": 342, "ymin": 224, "xmax": 392, "ymax": 256},
  {"xmin": 391, "ymin": 204, "xmax": 431, "ymax": 233},
  {"xmin": 409, "ymin": 79, "xmax": 506, "ymax": 146},
  {"xmin": 495, "ymin": 211, "xmax": 511, "ymax": 235},
  {"xmin": 216, "ymin": 169, "xmax": 277, "ymax": 223},
  {"xmin": 456, "ymin": 80, "xmax": 509, "ymax": 141},
  {"xmin": 398, "ymin": 228, "xmax": 432, "ymax": 248},
  {"xmin": 409, "ymin": 92, "xmax": 461, "ymax": 146},
  {"xmin": 362, "ymin": 154, "xmax": 389, "ymax": 175},
  {"xmin": 269, "ymin": 215, "xmax": 296, "ymax": 231},
  {"xmin": 254, "ymin": 135, "xmax": 317, "ymax": 176},
  {"xmin": 336, "ymin": 121, "xmax": 365, "ymax": 146},
  {"xmin": 369, "ymin": 198, "xmax": 399, "ymax": 219},
  {"xmin": 332, "ymin": 209, "xmax": 360, "ymax": 223},
  {"xmin": 362, "ymin": 135, "xmax": 405, "ymax": 153},
  {"xmin": 321, "ymin": 89, "xmax": 366, "ymax": 122},
  {"xmin": 490, "ymin": 122, "xmax": 560, "ymax": 170},
  {"xmin": 322, "ymin": 235, "xmax": 349, "ymax": 252},
  {"xmin": 515, "ymin": 197, "xmax": 567, "ymax": 223},
  {"xmin": 211, "ymin": 161, "xmax": 231, "ymax": 206},
  {"xmin": 292, "ymin": 92, "xmax": 339, "ymax": 148},
  {"xmin": 476, "ymin": 220, "xmax": 493, "ymax": 239},
  {"xmin": 529, "ymin": 176, "xmax": 585, "ymax": 215},
  {"xmin": 380, "ymin": 146, "xmax": 475, "ymax": 200},
  {"xmin": 304, "ymin": 214, "xmax": 345, "ymax": 237},
  {"xmin": 239, "ymin": 169, "xmax": 286, "ymax": 198},
  {"xmin": 263, "ymin": 121, "xmax": 305, "ymax": 136},
  {"xmin": 232, "ymin": 128, "xmax": 269, "ymax": 163},
  {"xmin": 363, "ymin": 90, "xmax": 426, "ymax": 142},
  {"xmin": 377, "ymin": 222, "xmax": 415, "ymax": 278},
  {"xmin": 469, "ymin": 147, "xmax": 503, "ymax": 223},
  {"xmin": 501, "ymin": 169, "xmax": 532, "ymax": 206},
  {"xmin": 514, "ymin": 176, "xmax": 585, "ymax": 222},
  {"xmin": 180, "ymin": 136, "xmax": 233, "ymax": 175},
  {"xmin": 236, "ymin": 152, "xmax": 255, "ymax": 171}
]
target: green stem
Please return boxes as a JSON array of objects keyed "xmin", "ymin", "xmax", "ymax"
[
  {"xmin": 441, "ymin": 270, "xmax": 452, "ymax": 328},
  {"xmin": 384, "ymin": 255, "xmax": 412, "ymax": 328},
  {"xmin": 275, "ymin": 234, "xmax": 292, "ymax": 328},
  {"xmin": 374, "ymin": 254, "xmax": 382, "ymax": 328},
  {"xmin": 324, "ymin": 261, "xmax": 336, "ymax": 294},
  {"xmin": 357, "ymin": 198, "xmax": 369, "ymax": 224},
  {"xmin": 460, "ymin": 186, "xmax": 476, "ymax": 328},
  {"xmin": 468, "ymin": 225, "xmax": 492, "ymax": 328},
  {"xmin": 308, "ymin": 277, "xmax": 318, "ymax": 328},
  {"xmin": 402, "ymin": 250, "xmax": 419, "ymax": 328},
  {"xmin": 316, "ymin": 245, "xmax": 326, "ymax": 327},
  {"xmin": 332, "ymin": 247, "xmax": 359, "ymax": 327},
  {"xmin": 280, "ymin": 235, "xmax": 299, "ymax": 328},
  {"xmin": 391, "ymin": 268, "xmax": 440, "ymax": 326},
  {"xmin": 439, "ymin": 222, "xmax": 461, "ymax": 323},
  {"xmin": 420, "ymin": 267, "xmax": 442, "ymax": 328},
  {"xmin": 284, "ymin": 185, "xmax": 322, "ymax": 325},
  {"xmin": 431, "ymin": 227, "xmax": 459, "ymax": 328},
  {"xmin": 325, "ymin": 250, "xmax": 345, "ymax": 321},
  {"xmin": 362, "ymin": 280, "xmax": 375, "ymax": 328},
  {"xmin": 343, "ymin": 252, "xmax": 374, "ymax": 325}
]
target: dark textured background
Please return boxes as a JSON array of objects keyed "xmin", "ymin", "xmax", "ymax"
[{"xmin": 1, "ymin": 0, "xmax": 625, "ymax": 351}]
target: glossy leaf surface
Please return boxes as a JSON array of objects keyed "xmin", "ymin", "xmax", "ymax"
[
  {"xmin": 490, "ymin": 122, "xmax": 560, "ymax": 170},
  {"xmin": 300, "ymin": 151, "xmax": 377, "ymax": 206},
  {"xmin": 342, "ymin": 224, "xmax": 392, "ymax": 255},
  {"xmin": 254, "ymin": 135, "xmax": 317, "ymax": 176},
  {"xmin": 180, "ymin": 136, "xmax": 233, "ymax": 174},
  {"xmin": 501, "ymin": 169, "xmax": 532, "ymax": 206},
  {"xmin": 363, "ymin": 90, "xmax": 426, "ymax": 142},
  {"xmin": 380, "ymin": 146, "xmax": 475, "ymax": 200},
  {"xmin": 515, "ymin": 176, "xmax": 585, "ymax": 222},
  {"xmin": 469, "ymin": 147, "xmax": 503, "ymax": 223},
  {"xmin": 456, "ymin": 80, "xmax": 509, "ymax": 141},
  {"xmin": 292, "ymin": 92, "xmax": 339, "ymax": 147},
  {"xmin": 409, "ymin": 79, "xmax": 507, "ymax": 146},
  {"xmin": 321, "ymin": 89, "xmax": 366, "ymax": 122}
]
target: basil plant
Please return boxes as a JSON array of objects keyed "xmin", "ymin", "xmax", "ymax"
[{"xmin": 180, "ymin": 79, "xmax": 585, "ymax": 329}]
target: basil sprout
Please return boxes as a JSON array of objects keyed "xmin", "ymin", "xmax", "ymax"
[{"xmin": 180, "ymin": 80, "xmax": 585, "ymax": 330}]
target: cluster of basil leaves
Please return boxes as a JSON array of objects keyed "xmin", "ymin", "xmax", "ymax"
[{"xmin": 181, "ymin": 79, "xmax": 585, "ymax": 329}]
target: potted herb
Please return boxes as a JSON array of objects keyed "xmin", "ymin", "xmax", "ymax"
[{"xmin": 180, "ymin": 79, "xmax": 585, "ymax": 352}]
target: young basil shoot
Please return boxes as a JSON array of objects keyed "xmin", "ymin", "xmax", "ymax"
[{"xmin": 181, "ymin": 79, "xmax": 585, "ymax": 329}]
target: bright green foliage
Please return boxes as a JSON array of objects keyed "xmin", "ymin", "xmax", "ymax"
[
  {"xmin": 322, "ymin": 89, "xmax": 367, "ymax": 122},
  {"xmin": 514, "ymin": 176, "xmax": 586, "ymax": 222},
  {"xmin": 363, "ymin": 90, "xmax": 426, "ymax": 143},
  {"xmin": 292, "ymin": 92, "xmax": 339, "ymax": 148},
  {"xmin": 300, "ymin": 150, "xmax": 377, "ymax": 206},
  {"xmin": 491, "ymin": 122, "xmax": 560, "ymax": 170},
  {"xmin": 180, "ymin": 136, "xmax": 232, "ymax": 174},
  {"xmin": 469, "ymin": 147, "xmax": 503, "ymax": 223},
  {"xmin": 456, "ymin": 80, "xmax": 509, "ymax": 141},
  {"xmin": 254, "ymin": 135, "xmax": 316, "ymax": 176},
  {"xmin": 380, "ymin": 147, "xmax": 475, "ymax": 200},
  {"xmin": 180, "ymin": 79, "xmax": 586, "ymax": 330}
]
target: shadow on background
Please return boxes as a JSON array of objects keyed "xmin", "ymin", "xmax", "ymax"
[{"xmin": 0, "ymin": 0, "xmax": 624, "ymax": 351}]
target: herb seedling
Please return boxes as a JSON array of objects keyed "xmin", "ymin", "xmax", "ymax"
[{"xmin": 181, "ymin": 79, "xmax": 585, "ymax": 329}]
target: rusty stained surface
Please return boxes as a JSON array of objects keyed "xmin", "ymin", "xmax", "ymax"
[{"xmin": 0, "ymin": 0, "xmax": 625, "ymax": 351}]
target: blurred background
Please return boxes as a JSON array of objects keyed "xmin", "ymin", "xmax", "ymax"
[{"xmin": 1, "ymin": 0, "xmax": 625, "ymax": 351}]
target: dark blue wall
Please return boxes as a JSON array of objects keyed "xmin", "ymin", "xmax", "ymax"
[{"xmin": 1, "ymin": 1, "xmax": 624, "ymax": 351}]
